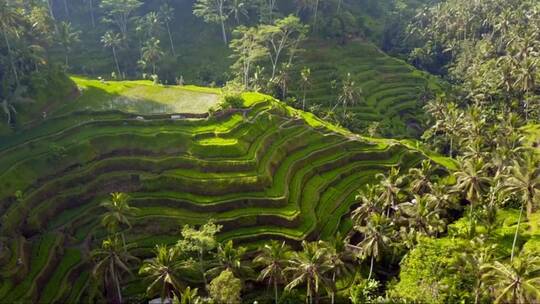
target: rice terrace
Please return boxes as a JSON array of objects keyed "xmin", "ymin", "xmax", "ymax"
[{"xmin": 0, "ymin": 0, "xmax": 539, "ymax": 303}]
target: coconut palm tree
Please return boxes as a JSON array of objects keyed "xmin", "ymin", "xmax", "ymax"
[
  {"xmin": 2, "ymin": 84, "xmax": 33, "ymax": 126},
  {"xmin": 272, "ymin": 63, "xmax": 292, "ymax": 100},
  {"xmin": 142, "ymin": 37, "xmax": 164, "ymax": 75},
  {"xmin": 352, "ymin": 214, "xmax": 394, "ymax": 280},
  {"xmin": 454, "ymin": 237, "xmax": 496, "ymax": 304},
  {"xmin": 482, "ymin": 253, "xmax": 540, "ymax": 304},
  {"xmin": 207, "ymin": 240, "xmax": 251, "ymax": 279},
  {"xmin": 0, "ymin": 1, "xmax": 22, "ymax": 84},
  {"xmin": 434, "ymin": 102, "xmax": 464, "ymax": 156},
  {"xmin": 285, "ymin": 241, "xmax": 333, "ymax": 304},
  {"xmin": 139, "ymin": 244, "xmax": 185, "ymax": 300},
  {"xmin": 408, "ymin": 160, "xmax": 435, "ymax": 195},
  {"xmin": 101, "ymin": 31, "xmax": 123, "ymax": 78},
  {"xmin": 57, "ymin": 21, "xmax": 81, "ymax": 67},
  {"xmin": 230, "ymin": 0, "xmax": 248, "ymax": 24},
  {"xmin": 352, "ymin": 185, "xmax": 383, "ymax": 226},
  {"xmin": 100, "ymin": 192, "xmax": 138, "ymax": 236},
  {"xmin": 159, "ymin": 4, "xmax": 176, "ymax": 56},
  {"xmin": 502, "ymin": 154, "xmax": 540, "ymax": 261},
  {"xmin": 320, "ymin": 234, "xmax": 354, "ymax": 304},
  {"xmin": 337, "ymin": 73, "xmax": 362, "ymax": 115},
  {"xmin": 254, "ymin": 240, "xmax": 291, "ymax": 304},
  {"xmin": 430, "ymin": 182, "xmax": 458, "ymax": 211},
  {"xmin": 376, "ymin": 167, "xmax": 405, "ymax": 216},
  {"xmin": 299, "ymin": 67, "xmax": 311, "ymax": 110},
  {"xmin": 398, "ymin": 194, "xmax": 445, "ymax": 237},
  {"xmin": 141, "ymin": 12, "xmax": 163, "ymax": 40},
  {"xmin": 453, "ymin": 158, "xmax": 492, "ymax": 237},
  {"xmin": 91, "ymin": 235, "xmax": 139, "ymax": 304}
]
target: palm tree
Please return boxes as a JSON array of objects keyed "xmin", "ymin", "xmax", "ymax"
[
  {"xmin": 101, "ymin": 31, "xmax": 123, "ymax": 78},
  {"xmin": 2, "ymin": 84, "xmax": 33, "ymax": 126},
  {"xmin": 139, "ymin": 12, "xmax": 163, "ymax": 40},
  {"xmin": 299, "ymin": 67, "xmax": 312, "ymax": 110},
  {"xmin": 142, "ymin": 38, "xmax": 164, "ymax": 75},
  {"xmin": 57, "ymin": 21, "xmax": 81, "ymax": 67},
  {"xmin": 454, "ymin": 237, "xmax": 496, "ymax": 304},
  {"xmin": 430, "ymin": 182, "xmax": 458, "ymax": 211},
  {"xmin": 254, "ymin": 240, "xmax": 291, "ymax": 304},
  {"xmin": 320, "ymin": 234, "xmax": 354, "ymax": 304},
  {"xmin": 433, "ymin": 102, "xmax": 463, "ymax": 156},
  {"xmin": 352, "ymin": 214, "xmax": 394, "ymax": 280},
  {"xmin": 273, "ymin": 64, "xmax": 292, "ymax": 100},
  {"xmin": 502, "ymin": 154, "xmax": 540, "ymax": 261},
  {"xmin": 159, "ymin": 4, "xmax": 176, "ymax": 56},
  {"xmin": 285, "ymin": 241, "xmax": 332, "ymax": 304},
  {"xmin": 311, "ymin": 0, "xmax": 320, "ymax": 31},
  {"xmin": 408, "ymin": 160, "xmax": 435, "ymax": 194},
  {"xmin": 91, "ymin": 236, "xmax": 139, "ymax": 304},
  {"xmin": 207, "ymin": 240, "xmax": 252, "ymax": 279},
  {"xmin": 482, "ymin": 253, "xmax": 540, "ymax": 304},
  {"xmin": 337, "ymin": 73, "xmax": 362, "ymax": 115},
  {"xmin": 100, "ymin": 192, "xmax": 138, "ymax": 236},
  {"xmin": 398, "ymin": 194, "xmax": 445, "ymax": 237},
  {"xmin": 0, "ymin": 1, "xmax": 21, "ymax": 84},
  {"xmin": 139, "ymin": 244, "xmax": 185, "ymax": 300},
  {"xmin": 230, "ymin": 0, "xmax": 248, "ymax": 24},
  {"xmin": 85, "ymin": 0, "xmax": 96, "ymax": 28},
  {"xmin": 376, "ymin": 167, "xmax": 405, "ymax": 216},
  {"xmin": 352, "ymin": 185, "xmax": 383, "ymax": 226},
  {"xmin": 453, "ymin": 158, "xmax": 492, "ymax": 237}
]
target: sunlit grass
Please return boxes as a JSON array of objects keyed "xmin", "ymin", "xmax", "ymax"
[{"xmin": 65, "ymin": 76, "xmax": 220, "ymax": 115}]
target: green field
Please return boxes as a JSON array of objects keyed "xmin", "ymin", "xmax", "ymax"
[
  {"xmin": 290, "ymin": 40, "xmax": 443, "ymax": 138},
  {"xmin": 0, "ymin": 80, "xmax": 451, "ymax": 301}
]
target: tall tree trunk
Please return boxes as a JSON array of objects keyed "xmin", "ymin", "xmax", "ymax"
[
  {"xmin": 89, "ymin": 0, "xmax": 96, "ymax": 28},
  {"xmin": 337, "ymin": 0, "xmax": 343, "ymax": 14},
  {"xmin": 47, "ymin": 0, "xmax": 59, "ymax": 33},
  {"xmin": 511, "ymin": 201, "xmax": 524, "ymax": 262},
  {"xmin": 368, "ymin": 255, "xmax": 374, "ymax": 280},
  {"xmin": 308, "ymin": 282, "xmax": 312, "ymax": 304},
  {"xmin": 449, "ymin": 136, "xmax": 453, "ymax": 157},
  {"xmin": 63, "ymin": 0, "xmax": 69, "ymax": 18},
  {"xmin": 469, "ymin": 202, "xmax": 475, "ymax": 238},
  {"xmin": 313, "ymin": 0, "xmax": 319, "ymax": 32},
  {"xmin": 166, "ymin": 22, "xmax": 176, "ymax": 56},
  {"xmin": 2, "ymin": 27, "xmax": 19, "ymax": 85},
  {"xmin": 331, "ymin": 272, "xmax": 336, "ymax": 304},
  {"xmin": 199, "ymin": 250, "xmax": 208, "ymax": 287},
  {"xmin": 112, "ymin": 47, "xmax": 122, "ymax": 79},
  {"xmin": 274, "ymin": 280, "xmax": 278, "ymax": 304},
  {"xmin": 219, "ymin": 2, "xmax": 228, "ymax": 45},
  {"xmin": 110, "ymin": 266, "xmax": 122, "ymax": 304},
  {"xmin": 303, "ymin": 89, "xmax": 306, "ymax": 110}
]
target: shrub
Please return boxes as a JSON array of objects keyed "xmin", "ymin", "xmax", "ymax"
[
  {"xmin": 349, "ymin": 279, "xmax": 380, "ymax": 304},
  {"xmin": 387, "ymin": 237, "xmax": 472, "ymax": 304},
  {"xmin": 220, "ymin": 81, "xmax": 245, "ymax": 109},
  {"xmin": 208, "ymin": 269, "xmax": 242, "ymax": 304}
]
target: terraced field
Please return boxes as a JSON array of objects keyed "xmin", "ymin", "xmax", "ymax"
[
  {"xmin": 0, "ymin": 85, "xmax": 443, "ymax": 302},
  {"xmin": 290, "ymin": 40, "xmax": 442, "ymax": 138}
]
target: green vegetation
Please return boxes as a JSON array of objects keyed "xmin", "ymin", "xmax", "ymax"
[
  {"xmin": 1, "ymin": 0, "xmax": 539, "ymax": 303},
  {"xmin": 0, "ymin": 87, "xmax": 438, "ymax": 302}
]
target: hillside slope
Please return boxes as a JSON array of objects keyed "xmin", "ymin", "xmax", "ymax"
[
  {"xmin": 290, "ymin": 40, "xmax": 442, "ymax": 138},
  {"xmin": 0, "ymin": 79, "xmax": 448, "ymax": 302}
]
